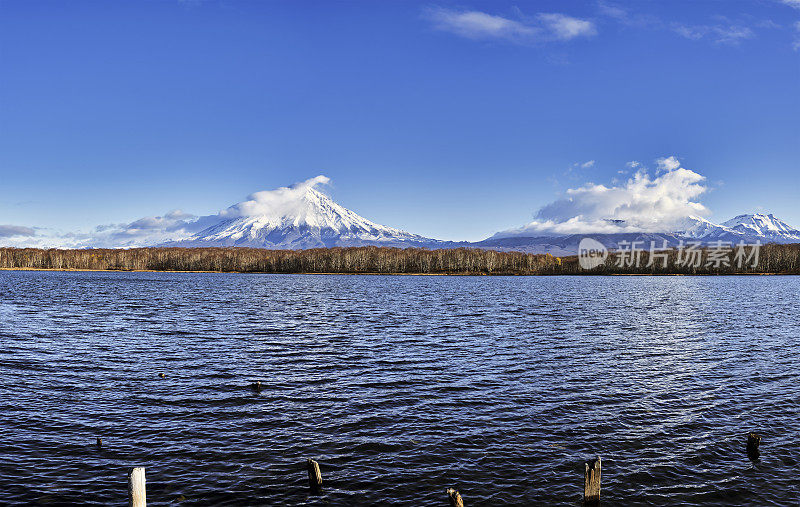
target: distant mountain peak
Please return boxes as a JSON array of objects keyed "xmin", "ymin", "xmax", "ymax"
[
  {"xmin": 164, "ymin": 176, "xmax": 800, "ymax": 253},
  {"xmin": 720, "ymin": 212, "xmax": 800, "ymax": 241},
  {"xmin": 478, "ymin": 212, "xmax": 800, "ymax": 255},
  {"xmin": 170, "ymin": 180, "xmax": 444, "ymax": 249}
]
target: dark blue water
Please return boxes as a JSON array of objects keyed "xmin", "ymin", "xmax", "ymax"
[{"xmin": 0, "ymin": 270, "xmax": 798, "ymax": 505}]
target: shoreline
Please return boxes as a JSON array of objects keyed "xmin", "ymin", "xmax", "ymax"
[{"xmin": 0, "ymin": 267, "xmax": 790, "ymax": 276}]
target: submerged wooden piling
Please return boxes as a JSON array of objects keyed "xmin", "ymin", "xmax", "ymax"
[
  {"xmin": 252, "ymin": 381, "xmax": 263, "ymax": 393},
  {"xmin": 96, "ymin": 437, "xmax": 102, "ymax": 449},
  {"xmin": 127, "ymin": 467, "xmax": 146, "ymax": 507},
  {"xmin": 306, "ymin": 458, "xmax": 322, "ymax": 493},
  {"xmin": 747, "ymin": 433, "xmax": 761, "ymax": 460},
  {"xmin": 584, "ymin": 457, "xmax": 601, "ymax": 505},
  {"xmin": 446, "ymin": 487, "xmax": 464, "ymax": 507}
]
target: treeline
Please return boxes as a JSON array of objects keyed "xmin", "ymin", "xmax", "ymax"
[
  {"xmin": 0, "ymin": 246, "xmax": 563, "ymax": 275},
  {"xmin": 0, "ymin": 244, "xmax": 798, "ymax": 275}
]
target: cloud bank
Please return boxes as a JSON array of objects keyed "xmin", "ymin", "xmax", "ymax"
[
  {"xmin": 494, "ymin": 157, "xmax": 710, "ymax": 237},
  {"xmin": 79, "ymin": 175, "xmax": 332, "ymax": 247},
  {"xmin": 0, "ymin": 165, "xmax": 718, "ymax": 247},
  {"xmin": 0, "ymin": 176, "xmax": 334, "ymax": 249},
  {"xmin": 80, "ymin": 209, "xmax": 209, "ymax": 248},
  {"xmin": 0, "ymin": 225, "xmax": 35, "ymax": 238}
]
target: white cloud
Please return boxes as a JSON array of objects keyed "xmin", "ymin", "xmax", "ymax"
[
  {"xmin": 656, "ymin": 155, "xmax": 681, "ymax": 172},
  {"xmin": 597, "ymin": 2, "xmax": 628, "ymax": 22},
  {"xmin": 715, "ymin": 25, "xmax": 756, "ymax": 44},
  {"xmin": 755, "ymin": 19, "xmax": 781, "ymax": 30},
  {"xmin": 494, "ymin": 157, "xmax": 710, "ymax": 237},
  {"xmin": 672, "ymin": 23, "xmax": 755, "ymax": 45},
  {"xmin": 598, "ymin": 2, "xmax": 760, "ymax": 46},
  {"xmin": 538, "ymin": 13, "xmax": 597, "ymax": 40},
  {"xmin": 424, "ymin": 7, "xmax": 596, "ymax": 43},
  {"xmin": 581, "ymin": 160, "xmax": 596, "ymax": 168},
  {"xmin": 673, "ymin": 25, "xmax": 705, "ymax": 40},
  {"xmin": 596, "ymin": 1, "xmax": 656, "ymax": 27},
  {"xmin": 781, "ymin": 0, "xmax": 800, "ymax": 9},
  {"xmin": 82, "ymin": 175, "xmax": 333, "ymax": 247},
  {"xmin": 221, "ymin": 175, "xmax": 330, "ymax": 218},
  {"xmin": 424, "ymin": 8, "xmax": 537, "ymax": 40}
]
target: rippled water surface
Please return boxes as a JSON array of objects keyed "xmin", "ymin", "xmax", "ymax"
[{"xmin": 1, "ymin": 271, "xmax": 799, "ymax": 505}]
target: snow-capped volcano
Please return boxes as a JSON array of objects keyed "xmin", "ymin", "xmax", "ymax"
[
  {"xmin": 6, "ymin": 172, "xmax": 798, "ymax": 251},
  {"xmin": 673, "ymin": 214, "xmax": 800, "ymax": 244},
  {"xmin": 640, "ymin": 214, "xmax": 800, "ymax": 243},
  {"xmin": 478, "ymin": 213, "xmax": 800, "ymax": 255},
  {"xmin": 169, "ymin": 177, "xmax": 443, "ymax": 249},
  {"xmin": 721, "ymin": 213, "xmax": 800, "ymax": 242}
]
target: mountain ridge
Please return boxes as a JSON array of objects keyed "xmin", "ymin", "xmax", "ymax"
[{"xmin": 162, "ymin": 183, "xmax": 799, "ymax": 254}]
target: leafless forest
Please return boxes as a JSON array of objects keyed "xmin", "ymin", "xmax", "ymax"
[{"xmin": 1, "ymin": 244, "xmax": 799, "ymax": 275}]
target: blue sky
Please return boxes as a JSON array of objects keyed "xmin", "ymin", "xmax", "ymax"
[{"xmin": 0, "ymin": 0, "xmax": 798, "ymax": 244}]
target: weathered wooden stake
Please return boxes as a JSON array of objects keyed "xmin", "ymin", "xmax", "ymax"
[
  {"xmin": 584, "ymin": 457, "xmax": 601, "ymax": 505},
  {"xmin": 128, "ymin": 467, "xmax": 146, "ymax": 507},
  {"xmin": 306, "ymin": 458, "xmax": 322, "ymax": 493},
  {"xmin": 158, "ymin": 373, "xmax": 165, "ymax": 379},
  {"xmin": 252, "ymin": 381, "xmax": 263, "ymax": 393},
  {"xmin": 747, "ymin": 433, "xmax": 761, "ymax": 460},
  {"xmin": 446, "ymin": 487, "xmax": 464, "ymax": 507},
  {"xmin": 96, "ymin": 437, "xmax": 102, "ymax": 449}
]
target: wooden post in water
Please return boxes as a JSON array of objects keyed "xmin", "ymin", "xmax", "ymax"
[
  {"xmin": 96, "ymin": 437, "xmax": 102, "ymax": 449},
  {"xmin": 306, "ymin": 458, "xmax": 322, "ymax": 494},
  {"xmin": 446, "ymin": 487, "xmax": 464, "ymax": 507},
  {"xmin": 747, "ymin": 433, "xmax": 761, "ymax": 460},
  {"xmin": 128, "ymin": 467, "xmax": 146, "ymax": 507},
  {"xmin": 584, "ymin": 457, "xmax": 601, "ymax": 505}
]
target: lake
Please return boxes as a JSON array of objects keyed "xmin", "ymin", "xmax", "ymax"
[{"xmin": 0, "ymin": 271, "xmax": 798, "ymax": 505}]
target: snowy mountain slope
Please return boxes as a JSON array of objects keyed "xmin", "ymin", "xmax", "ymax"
[
  {"xmin": 673, "ymin": 214, "xmax": 800, "ymax": 244},
  {"xmin": 159, "ymin": 175, "xmax": 799, "ymax": 252},
  {"xmin": 672, "ymin": 216, "xmax": 740, "ymax": 240},
  {"xmin": 721, "ymin": 213, "xmax": 800, "ymax": 242},
  {"xmin": 168, "ymin": 184, "xmax": 449, "ymax": 249},
  {"xmin": 476, "ymin": 214, "xmax": 800, "ymax": 255}
]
